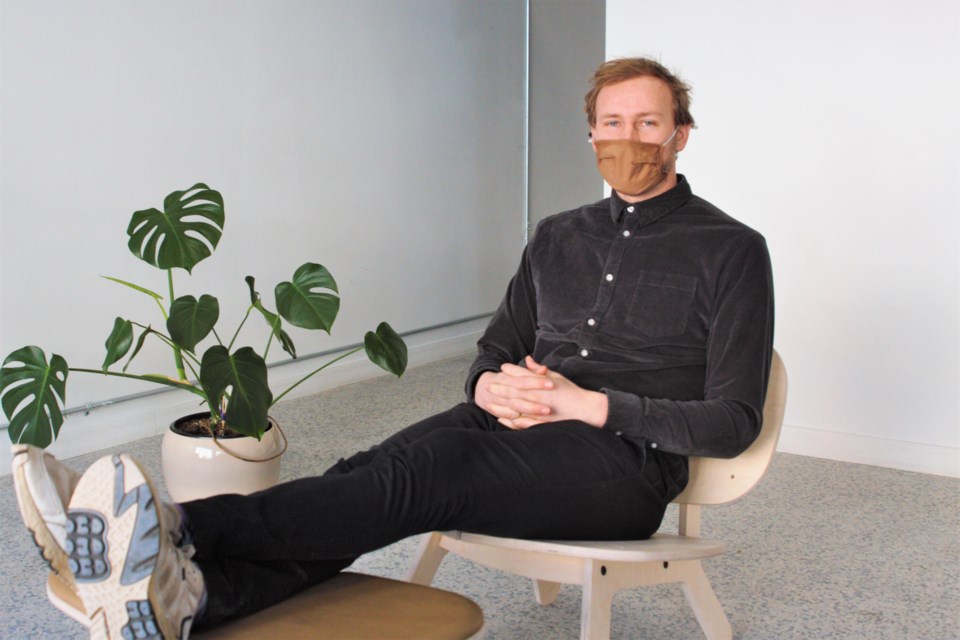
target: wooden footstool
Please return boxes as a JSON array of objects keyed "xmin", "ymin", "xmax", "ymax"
[{"xmin": 48, "ymin": 571, "xmax": 484, "ymax": 639}]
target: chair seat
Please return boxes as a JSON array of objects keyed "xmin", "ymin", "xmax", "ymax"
[
  {"xmin": 454, "ymin": 531, "xmax": 726, "ymax": 562},
  {"xmin": 47, "ymin": 571, "xmax": 484, "ymax": 640}
]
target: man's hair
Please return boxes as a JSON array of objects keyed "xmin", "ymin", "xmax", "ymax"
[{"xmin": 585, "ymin": 57, "xmax": 696, "ymax": 128}]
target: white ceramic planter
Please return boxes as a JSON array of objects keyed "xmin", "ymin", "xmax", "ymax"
[{"xmin": 161, "ymin": 413, "xmax": 285, "ymax": 503}]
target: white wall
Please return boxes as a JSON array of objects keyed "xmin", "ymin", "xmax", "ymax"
[
  {"xmin": 528, "ymin": 0, "xmax": 606, "ymax": 230},
  {"xmin": 0, "ymin": 0, "xmax": 527, "ymax": 469},
  {"xmin": 0, "ymin": 0, "xmax": 611, "ymax": 475},
  {"xmin": 607, "ymin": 0, "xmax": 959, "ymax": 476}
]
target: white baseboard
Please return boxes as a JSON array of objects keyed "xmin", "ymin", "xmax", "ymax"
[
  {"xmin": 0, "ymin": 318, "xmax": 487, "ymax": 477},
  {"xmin": 777, "ymin": 423, "xmax": 960, "ymax": 478}
]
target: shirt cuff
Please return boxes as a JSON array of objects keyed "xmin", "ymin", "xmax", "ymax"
[
  {"xmin": 600, "ymin": 388, "xmax": 643, "ymax": 437},
  {"xmin": 465, "ymin": 363, "xmax": 500, "ymax": 403}
]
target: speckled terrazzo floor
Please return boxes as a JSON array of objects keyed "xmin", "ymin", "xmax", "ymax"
[{"xmin": 1, "ymin": 353, "xmax": 957, "ymax": 639}]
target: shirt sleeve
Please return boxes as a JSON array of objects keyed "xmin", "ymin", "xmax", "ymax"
[
  {"xmin": 601, "ymin": 232, "xmax": 775, "ymax": 458},
  {"xmin": 465, "ymin": 239, "xmax": 540, "ymax": 402}
]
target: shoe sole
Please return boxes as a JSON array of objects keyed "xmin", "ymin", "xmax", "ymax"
[
  {"xmin": 11, "ymin": 446, "xmax": 76, "ymax": 585},
  {"xmin": 47, "ymin": 571, "xmax": 91, "ymax": 627},
  {"xmin": 68, "ymin": 454, "xmax": 182, "ymax": 639}
]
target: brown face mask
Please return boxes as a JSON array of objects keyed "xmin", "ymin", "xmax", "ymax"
[{"xmin": 593, "ymin": 128, "xmax": 678, "ymax": 197}]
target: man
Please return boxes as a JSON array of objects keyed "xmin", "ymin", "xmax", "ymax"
[{"xmin": 13, "ymin": 57, "xmax": 773, "ymax": 639}]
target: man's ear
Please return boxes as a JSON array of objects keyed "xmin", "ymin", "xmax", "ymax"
[
  {"xmin": 675, "ymin": 125, "xmax": 692, "ymax": 152},
  {"xmin": 588, "ymin": 128, "xmax": 597, "ymax": 152}
]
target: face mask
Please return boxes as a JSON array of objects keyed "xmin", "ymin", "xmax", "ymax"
[{"xmin": 593, "ymin": 128, "xmax": 678, "ymax": 197}]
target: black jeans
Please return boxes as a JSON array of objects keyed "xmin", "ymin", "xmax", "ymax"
[{"xmin": 183, "ymin": 403, "xmax": 684, "ymax": 626}]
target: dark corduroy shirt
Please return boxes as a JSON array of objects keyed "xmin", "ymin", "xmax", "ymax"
[{"xmin": 466, "ymin": 176, "xmax": 774, "ymax": 465}]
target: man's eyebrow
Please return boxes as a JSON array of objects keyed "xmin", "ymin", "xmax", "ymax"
[{"xmin": 598, "ymin": 110, "xmax": 665, "ymax": 119}]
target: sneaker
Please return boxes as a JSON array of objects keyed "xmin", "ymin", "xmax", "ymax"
[
  {"xmin": 11, "ymin": 444, "xmax": 81, "ymax": 583},
  {"xmin": 68, "ymin": 454, "xmax": 205, "ymax": 639},
  {"xmin": 11, "ymin": 445, "xmax": 185, "ymax": 630}
]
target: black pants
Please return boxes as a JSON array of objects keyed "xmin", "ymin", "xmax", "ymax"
[{"xmin": 183, "ymin": 403, "xmax": 685, "ymax": 626}]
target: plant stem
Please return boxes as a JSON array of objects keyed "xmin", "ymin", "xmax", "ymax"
[
  {"xmin": 154, "ymin": 297, "xmax": 169, "ymax": 321},
  {"xmin": 263, "ymin": 330, "xmax": 274, "ymax": 360},
  {"xmin": 228, "ymin": 304, "xmax": 254, "ymax": 353},
  {"xmin": 70, "ymin": 368, "xmax": 206, "ymax": 397},
  {"xmin": 167, "ymin": 270, "xmax": 187, "ymax": 380},
  {"xmin": 271, "ymin": 346, "xmax": 363, "ymax": 406},
  {"xmin": 181, "ymin": 356, "xmax": 201, "ymax": 384}
]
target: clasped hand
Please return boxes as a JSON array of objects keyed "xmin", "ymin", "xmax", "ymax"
[{"xmin": 474, "ymin": 356, "xmax": 608, "ymax": 430}]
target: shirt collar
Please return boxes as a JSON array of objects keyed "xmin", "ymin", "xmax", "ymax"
[{"xmin": 608, "ymin": 175, "xmax": 693, "ymax": 225}]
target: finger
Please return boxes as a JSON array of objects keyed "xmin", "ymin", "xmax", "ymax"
[
  {"xmin": 524, "ymin": 355, "xmax": 549, "ymax": 375},
  {"xmin": 510, "ymin": 415, "xmax": 546, "ymax": 429},
  {"xmin": 500, "ymin": 363, "xmax": 544, "ymax": 379},
  {"xmin": 498, "ymin": 417, "xmax": 524, "ymax": 430},
  {"xmin": 523, "ymin": 359, "xmax": 565, "ymax": 383},
  {"xmin": 484, "ymin": 401, "xmax": 521, "ymax": 420},
  {"xmin": 487, "ymin": 388, "xmax": 553, "ymax": 416},
  {"xmin": 490, "ymin": 373, "xmax": 554, "ymax": 390},
  {"xmin": 490, "ymin": 394, "xmax": 551, "ymax": 416},
  {"xmin": 488, "ymin": 386, "xmax": 551, "ymax": 414},
  {"xmin": 488, "ymin": 383, "xmax": 552, "ymax": 403}
]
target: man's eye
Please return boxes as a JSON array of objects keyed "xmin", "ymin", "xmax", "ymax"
[
  {"xmin": 641, "ymin": 120, "xmax": 657, "ymax": 127},
  {"xmin": 604, "ymin": 121, "xmax": 620, "ymax": 127}
]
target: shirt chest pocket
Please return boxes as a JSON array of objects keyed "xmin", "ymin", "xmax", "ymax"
[{"xmin": 625, "ymin": 271, "xmax": 698, "ymax": 338}]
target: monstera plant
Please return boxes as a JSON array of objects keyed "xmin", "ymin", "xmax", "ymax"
[{"xmin": 0, "ymin": 183, "xmax": 407, "ymax": 448}]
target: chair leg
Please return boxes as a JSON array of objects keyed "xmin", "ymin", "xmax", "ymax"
[
  {"xmin": 405, "ymin": 532, "xmax": 449, "ymax": 585},
  {"xmin": 533, "ymin": 579, "xmax": 561, "ymax": 605},
  {"xmin": 580, "ymin": 561, "xmax": 615, "ymax": 640},
  {"xmin": 680, "ymin": 562, "xmax": 732, "ymax": 640}
]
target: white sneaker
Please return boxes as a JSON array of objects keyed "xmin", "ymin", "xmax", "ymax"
[
  {"xmin": 68, "ymin": 454, "xmax": 205, "ymax": 640},
  {"xmin": 11, "ymin": 444, "xmax": 81, "ymax": 584}
]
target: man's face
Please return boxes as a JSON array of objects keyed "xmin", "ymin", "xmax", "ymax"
[{"xmin": 589, "ymin": 76, "xmax": 690, "ymax": 200}]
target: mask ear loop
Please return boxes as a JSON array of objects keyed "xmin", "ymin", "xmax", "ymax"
[{"xmin": 658, "ymin": 127, "xmax": 680, "ymax": 174}]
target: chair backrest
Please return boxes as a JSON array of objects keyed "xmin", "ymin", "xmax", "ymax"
[{"xmin": 674, "ymin": 349, "xmax": 787, "ymax": 507}]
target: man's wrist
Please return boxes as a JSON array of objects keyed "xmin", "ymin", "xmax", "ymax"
[{"xmin": 583, "ymin": 390, "xmax": 609, "ymax": 428}]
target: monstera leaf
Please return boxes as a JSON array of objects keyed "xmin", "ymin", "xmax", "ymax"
[
  {"xmin": 0, "ymin": 347, "xmax": 68, "ymax": 448},
  {"xmin": 275, "ymin": 263, "xmax": 340, "ymax": 332},
  {"xmin": 127, "ymin": 183, "xmax": 225, "ymax": 273},
  {"xmin": 199, "ymin": 346, "xmax": 272, "ymax": 439},
  {"xmin": 246, "ymin": 276, "xmax": 296, "ymax": 358},
  {"xmin": 364, "ymin": 322, "xmax": 408, "ymax": 377},
  {"xmin": 167, "ymin": 295, "xmax": 219, "ymax": 352}
]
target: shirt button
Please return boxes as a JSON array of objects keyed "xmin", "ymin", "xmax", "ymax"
[
  {"xmin": 615, "ymin": 431, "xmax": 623, "ymax": 437},
  {"xmin": 650, "ymin": 442, "xmax": 658, "ymax": 449},
  {"xmin": 623, "ymin": 230, "xmax": 631, "ymax": 237},
  {"xmin": 627, "ymin": 206, "xmax": 635, "ymax": 213},
  {"xmin": 580, "ymin": 349, "xmax": 589, "ymax": 357},
  {"xmin": 587, "ymin": 318, "xmax": 596, "ymax": 327},
  {"xmin": 605, "ymin": 274, "xmax": 614, "ymax": 282}
]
